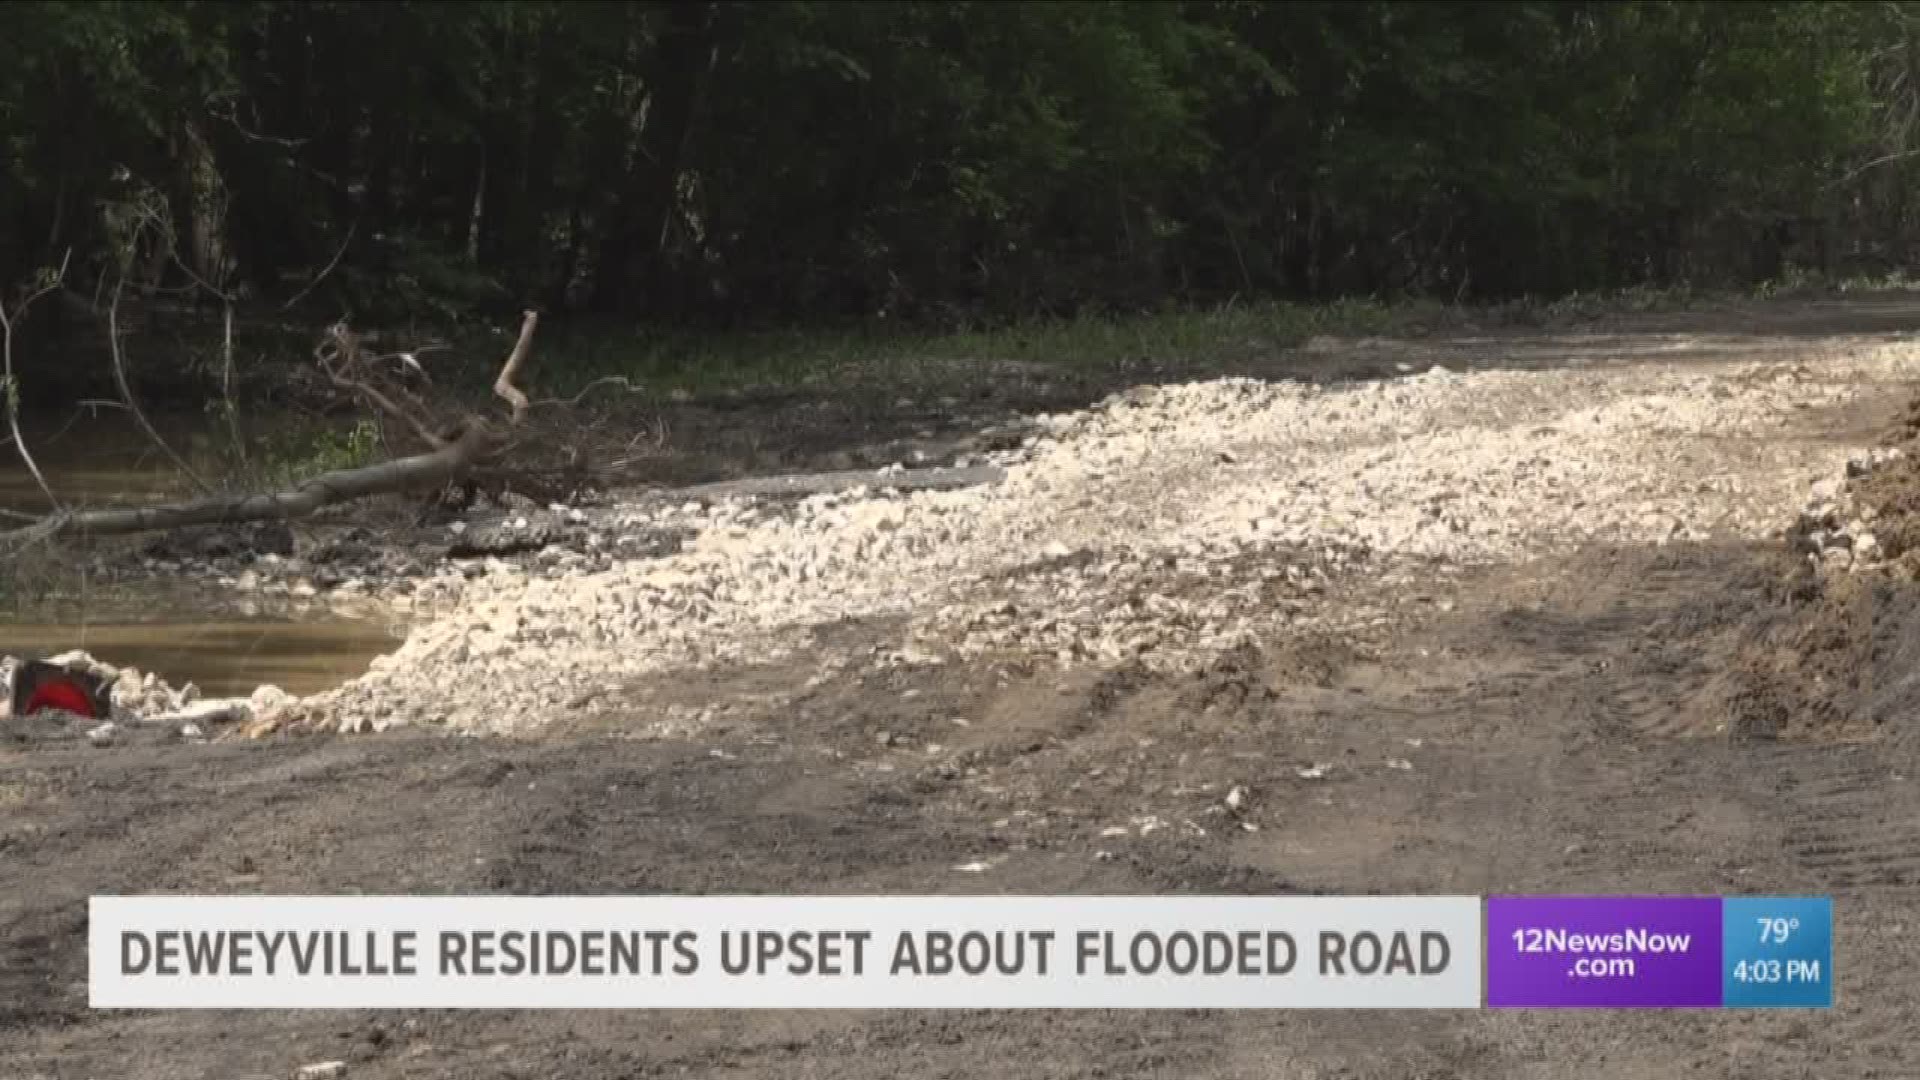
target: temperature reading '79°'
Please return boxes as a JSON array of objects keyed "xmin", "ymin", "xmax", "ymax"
[{"xmin": 1758, "ymin": 917, "xmax": 1801, "ymax": 945}]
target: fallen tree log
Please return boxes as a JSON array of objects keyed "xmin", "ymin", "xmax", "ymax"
[
  {"xmin": 3, "ymin": 425, "xmax": 489, "ymax": 542},
  {"xmin": 1, "ymin": 311, "xmax": 540, "ymax": 548}
]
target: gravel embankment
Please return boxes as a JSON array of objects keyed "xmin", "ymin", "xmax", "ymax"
[{"xmin": 299, "ymin": 337, "xmax": 1919, "ymax": 735}]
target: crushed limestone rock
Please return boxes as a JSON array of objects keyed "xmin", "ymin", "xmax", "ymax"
[{"xmin": 297, "ymin": 337, "xmax": 1920, "ymax": 736}]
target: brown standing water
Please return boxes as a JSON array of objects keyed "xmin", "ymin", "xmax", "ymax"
[
  {"xmin": 0, "ymin": 608, "xmax": 398, "ymax": 697},
  {"xmin": 2, "ymin": 412, "xmax": 399, "ymax": 697}
]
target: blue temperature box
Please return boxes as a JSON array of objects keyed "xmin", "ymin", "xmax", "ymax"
[{"xmin": 1721, "ymin": 897, "xmax": 1833, "ymax": 1008}]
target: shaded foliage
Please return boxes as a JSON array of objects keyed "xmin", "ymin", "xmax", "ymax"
[{"xmin": 2, "ymin": 0, "xmax": 1916, "ymax": 333}]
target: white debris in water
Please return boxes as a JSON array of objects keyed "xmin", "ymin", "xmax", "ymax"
[
  {"xmin": 150, "ymin": 699, "xmax": 250, "ymax": 728},
  {"xmin": 1, "ymin": 649, "xmax": 290, "ymax": 734}
]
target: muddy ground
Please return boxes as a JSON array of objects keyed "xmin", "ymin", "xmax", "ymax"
[{"xmin": 6, "ymin": 297, "xmax": 1920, "ymax": 1078}]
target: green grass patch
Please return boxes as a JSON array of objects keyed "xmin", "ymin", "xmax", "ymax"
[
  {"xmin": 264, "ymin": 270, "xmax": 1920, "ymax": 405},
  {"xmin": 526, "ymin": 296, "xmax": 1431, "ymax": 400},
  {"xmin": 192, "ymin": 417, "xmax": 385, "ymax": 495}
]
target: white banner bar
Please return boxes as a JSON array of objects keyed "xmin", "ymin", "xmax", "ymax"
[{"xmin": 90, "ymin": 895, "xmax": 1482, "ymax": 1009}]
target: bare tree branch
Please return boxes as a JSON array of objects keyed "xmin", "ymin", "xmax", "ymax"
[
  {"xmin": 107, "ymin": 267, "xmax": 214, "ymax": 495},
  {"xmin": 0, "ymin": 395, "xmax": 107, "ymax": 456},
  {"xmin": 1830, "ymin": 147, "xmax": 1920, "ymax": 187},
  {"xmin": 207, "ymin": 94, "xmax": 309, "ymax": 150},
  {"xmin": 534, "ymin": 375, "xmax": 650, "ymax": 409},
  {"xmin": 220, "ymin": 299, "xmax": 246, "ymax": 469},
  {"xmin": 0, "ymin": 250, "xmax": 74, "ymax": 512},
  {"xmin": 280, "ymin": 223, "xmax": 358, "ymax": 313},
  {"xmin": 493, "ymin": 310, "xmax": 539, "ymax": 424},
  {"xmin": 314, "ymin": 324, "xmax": 449, "ymax": 450}
]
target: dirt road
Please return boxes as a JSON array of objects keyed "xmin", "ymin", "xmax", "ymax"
[{"xmin": 6, "ymin": 298, "xmax": 1920, "ymax": 1078}]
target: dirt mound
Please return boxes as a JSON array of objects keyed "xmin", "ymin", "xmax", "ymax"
[
  {"xmin": 1852, "ymin": 406, "xmax": 1920, "ymax": 571},
  {"xmin": 1695, "ymin": 559, "xmax": 1920, "ymax": 741},
  {"xmin": 1691, "ymin": 385, "xmax": 1920, "ymax": 743}
]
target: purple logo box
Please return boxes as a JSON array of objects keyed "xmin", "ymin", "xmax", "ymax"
[{"xmin": 1487, "ymin": 896, "xmax": 1723, "ymax": 1008}]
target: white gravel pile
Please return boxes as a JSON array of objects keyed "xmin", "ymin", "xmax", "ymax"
[{"xmin": 305, "ymin": 338, "xmax": 1920, "ymax": 734}]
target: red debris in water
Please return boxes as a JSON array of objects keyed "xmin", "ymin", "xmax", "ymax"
[
  {"xmin": 10, "ymin": 661, "xmax": 111, "ymax": 720},
  {"xmin": 22, "ymin": 677, "xmax": 102, "ymax": 719}
]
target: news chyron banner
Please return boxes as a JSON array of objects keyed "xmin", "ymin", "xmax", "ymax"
[
  {"xmin": 93, "ymin": 897, "xmax": 1480, "ymax": 1009},
  {"xmin": 88, "ymin": 895, "xmax": 1832, "ymax": 1010}
]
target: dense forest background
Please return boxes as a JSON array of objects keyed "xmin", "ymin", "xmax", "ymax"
[{"xmin": 4, "ymin": 0, "xmax": 1920, "ymax": 331}]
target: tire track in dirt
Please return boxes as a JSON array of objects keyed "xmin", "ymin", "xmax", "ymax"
[
  {"xmin": 1772, "ymin": 744, "xmax": 1920, "ymax": 888},
  {"xmin": 1378, "ymin": 543, "xmax": 1920, "ymax": 1079}
]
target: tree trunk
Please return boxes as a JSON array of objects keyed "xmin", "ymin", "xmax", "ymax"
[
  {"xmin": 467, "ymin": 141, "xmax": 488, "ymax": 265},
  {"xmin": 587, "ymin": 0, "xmax": 719, "ymax": 315}
]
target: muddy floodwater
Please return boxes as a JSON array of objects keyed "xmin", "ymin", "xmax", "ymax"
[
  {"xmin": 0, "ymin": 408, "xmax": 199, "ymax": 513},
  {"xmin": 0, "ymin": 607, "xmax": 398, "ymax": 698},
  {"xmin": 3, "ymin": 412, "xmax": 400, "ymax": 697}
]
